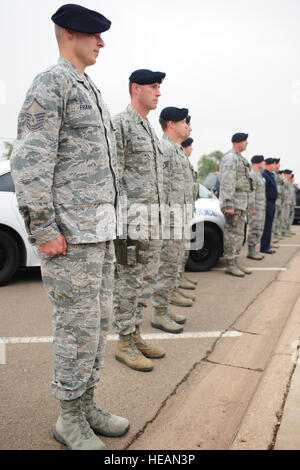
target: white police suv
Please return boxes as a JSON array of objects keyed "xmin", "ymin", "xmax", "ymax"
[
  {"xmin": 186, "ymin": 184, "xmax": 224, "ymax": 272},
  {"xmin": 0, "ymin": 159, "xmax": 40, "ymax": 285}
]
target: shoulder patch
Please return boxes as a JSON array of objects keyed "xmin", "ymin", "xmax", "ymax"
[{"xmin": 25, "ymin": 98, "xmax": 46, "ymax": 132}]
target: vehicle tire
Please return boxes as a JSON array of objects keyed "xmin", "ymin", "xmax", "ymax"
[
  {"xmin": 186, "ymin": 224, "xmax": 222, "ymax": 272},
  {"xmin": 0, "ymin": 231, "xmax": 20, "ymax": 286}
]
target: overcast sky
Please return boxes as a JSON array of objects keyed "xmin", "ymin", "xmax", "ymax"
[{"xmin": 0, "ymin": 0, "xmax": 299, "ymax": 181}]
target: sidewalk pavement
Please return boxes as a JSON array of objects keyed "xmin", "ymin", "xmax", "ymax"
[{"xmin": 230, "ymin": 249, "xmax": 300, "ymax": 450}]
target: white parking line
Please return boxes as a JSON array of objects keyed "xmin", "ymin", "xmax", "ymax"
[
  {"xmin": 0, "ymin": 331, "xmax": 242, "ymax": 365},
  {"xmin": 213, "ymin": 268, "xmax": 287, "ymax": 272},
  {"xmin": 279, "ymin": 244, "xmax": 300, "ymax": 247},
  {"xmin": 0, "ymin": 340, "xmax": 5, "ymax": 365}
]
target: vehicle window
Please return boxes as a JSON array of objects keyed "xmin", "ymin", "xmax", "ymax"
[
  {"xmin": 0, "ymin": 172, "xmax": 15, "ymax": 192},
  {"xmin": 199, "ymin": 184, "xmax": 214, "ymax": 199}
]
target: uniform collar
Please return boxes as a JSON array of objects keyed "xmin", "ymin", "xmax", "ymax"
[
  {"xmin": 162, "ymin": 134, "xmax": 174, "ymax": 145},
  {"xmin": 57, "ymin": 57, "xmax": 85, "ymax": 82},
  {"xmin": 231, "ymin": 147, "xmax": 243, "ymax": 157},
  {"xmin": 127, "ymin": 104, "xmax": 155, "ymax": 138},
  {"xmin": 127, "ymin": 104, "xmax": 147, "ymax": 125}
]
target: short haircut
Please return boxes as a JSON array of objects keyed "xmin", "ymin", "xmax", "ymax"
[
  {"xmin": 54, "ymin": 24, "xmax": 64, "ymax": 43},
  {"xmin": 159, "ymin": 117, "xmax": 168, "ymax": 131},
  {"xmin": 129, "ymin": 81, "xmax": 133, "ymax": 97}
]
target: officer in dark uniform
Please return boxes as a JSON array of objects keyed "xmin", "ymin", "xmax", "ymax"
[{"xmin": 260, "ymin": 158, "xmax": 278, "ymax": 254}]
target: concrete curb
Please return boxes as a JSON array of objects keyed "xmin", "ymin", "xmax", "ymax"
[{"xmin": 230, "ymin": 292, "xmax": 300, "ymax": 450}]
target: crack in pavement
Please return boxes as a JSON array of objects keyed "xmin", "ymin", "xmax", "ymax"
[
  {"xmin": 269, "ymin": 341, "xmax": 300, "ymax": 450},
  {"xmin": 203, "ymin": 358, "xmax": 264, "ymax": 373}
]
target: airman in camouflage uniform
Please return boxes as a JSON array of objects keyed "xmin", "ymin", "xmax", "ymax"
[
  {"xmin": 247, "ymin": 156, "xmax": 266, "ymax": 260},
  {"xmin": 271, "ymin": 159, "xmax": 283, "ymax": 247},
  {"xmin": 171, "ymin": 134, "xmax": 198, "ymax": 308},
  {"xmin": 290, "ymin": 174, "xmax": 297, "ymax": 233},
  {"xmin": 280, "ymin": 172, "xmax": 291, "ymax": 237},
  {"xmin": 10, "ymin": 4, "xmax": 129, "ymax": 451},
  {"xmin": 284, "ymin": 170, "xmax": 297, "ymax": 235},
  {"xmin": 151, "ymin": 107, "xmax": 191, "ymax": 333},
  {"xmin": 219, "ymin": 133, "xmax": 253, "ymax": 277},
  {"xmin": 112, "ymin": 69, "xmax": 166, "ymax": 373}
]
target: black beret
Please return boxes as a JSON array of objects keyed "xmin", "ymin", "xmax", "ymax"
[
  {"xmin": 232, "ymin": 133, "xmax": 248, "ymax": 143},
  {"xmin": 160, "ymin": 107, "xmax": 189, "ymax": 122},
  {"xmin": 251, "ymin": 155, "xmax": 264, "ymax": 164},
  {"xmin": 181, "ymin": 138, "xmax": 194, "ymax": 148},
  {"xmin": 273, "ymin": 158, "xmax": 280, "ymax": 164},
  {"xmin": 51, "ymin": 4, "xmax": 111, "ymax": 34},
  {"xmin": 129, "ymin": 69, "xmax": 166, "ymax": 85},
  {"xmin": 186, "ymin": 115, "xmax": 191, "ymax": 124},
  {"xmin": 265, "ymin": 158, "xmax": 275, "ymax": 165}
]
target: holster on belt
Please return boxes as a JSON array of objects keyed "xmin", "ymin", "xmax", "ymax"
[
  {"xmin": 225, "ymin": 213, "xmax": 239, "ymax": 227},
  {"xmin": 114, "ymin": 238, "xmax": 150, "ymax": 266}
]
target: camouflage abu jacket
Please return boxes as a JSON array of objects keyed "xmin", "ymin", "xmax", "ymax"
[
  {"xmin": 11, "ymin": 57, "xmax": 120, "ymax": 246},
  {"xmin": 179, "ymin": 147, "xmax": 199, "ymax": 204},
  {"xmin": 219, "ymin": 148, "xmax": 253, "ymax": 211},
  {"xmin": 248, "ymin": 168, "xmax": 266, "ymax": 212},
  {"xmin": 113, "ymin": 104, "xmax": 165, "ymax": 231}
]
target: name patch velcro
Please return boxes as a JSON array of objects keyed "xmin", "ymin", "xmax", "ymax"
[{"xmin": 80, "ymin": 104, "xmax": 93, "ymax": 110}]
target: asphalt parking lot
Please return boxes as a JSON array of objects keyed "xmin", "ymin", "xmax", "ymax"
[{"xmin": 1, "ymin": 227, "xmax": 300, "ymax": 450}]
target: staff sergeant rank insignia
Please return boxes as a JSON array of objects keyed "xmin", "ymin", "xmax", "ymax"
[{"xmin": 25, "ymin": 98, "xmax": 46, "ymax": 132}]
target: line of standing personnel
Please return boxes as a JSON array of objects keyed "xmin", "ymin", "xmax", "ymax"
[
  {"xmin": 10, "ymin": 3, "xmax": 200, "ymax": 451},
  {"xmin": 219, "ymin": 134, "xmax": 297, "ymax": 277}
]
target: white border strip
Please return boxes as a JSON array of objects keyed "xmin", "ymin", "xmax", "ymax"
[
  {"xmin": 279, "ymin": 244, "xmax": 300, "ymax": 247},
  {"xmin": 0, "ymin": 331, "xmax": 242, "ymax": 364},
  {"xmin": 213, "ymin": 268, "xmax": 287, "ymax": 272}
]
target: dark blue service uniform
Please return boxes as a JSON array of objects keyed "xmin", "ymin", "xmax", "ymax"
[{"xmin": 260, "ymin": 170, "xmax": 278, "ymax": 252}]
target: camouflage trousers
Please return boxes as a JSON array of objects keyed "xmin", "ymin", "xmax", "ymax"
[
  {"xmin": 222, "ymin": 209, "xmax": 246, "ymax": 260},
  {"xmin": 282, "ymin": 203, "xmax": 292, "ymax": 232},
  {"xmin": 280, "ymin": 203, "xmax": 289, "ymax": 234},
  {"xmin": 289, "ymin": 205, "xmax": 295, "ymax": 227},
  {"xmin": 152, "ymin": 238, "xmax": 184, "ymax": 308},
  {"xmin": 272, "ymin": 204, "xmax": 282, "ymax": 238},
  {"xmin": 40, "ymin": 241, "xmax": 115, "ymax": 401},
  {"xmin": 248, "ymin": 209, "xmax": 265, "ymax": 247},
  {"xmin": 175, "ymin": 240, "xmax": 190, "ymax": 287},
  {"xmin": 113, "ymin": 239, "xmax": 163, "ymax": 336}
]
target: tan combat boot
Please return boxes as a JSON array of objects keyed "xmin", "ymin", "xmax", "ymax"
[
  {"xmin": 151, "ymin": 307, "xmax": 184, "ymax": 333},
  {"xmin": 82, "ymin": 388, "xmax": 130, "ymax": 437},
  {"xmin": 115, "ymin": 334, "xmax": 153, "ymax": 372},
  {"xmin": 271, "ymin": 238, "xmax": 279, "ymax": 248},
  {"xmin": 170, "ymin": 290, "xmax": 193, "ymax": 307},
  {"xmin": 53, "ymin": 397, "xmax": 106, "ymax": 450},
  {"xmin": 169, "ymin": 309, "xmax": 186, "ymax": 325},
  {"xmin": 132, "ymin": 326, "xmax": 166, "ymax": 359},
  {"xmin": 179, "ymin": 277, "xmax": 196, "ymax": 290},
  {"xmin": 178, "ymin": 289, "xmax": 196, "ymax": 301},
  {"xmin": 182, "ymin": 274, "xmax": 197, "ymax": 286},
  {"xmin": 235, "ymin": 258, "xmax": 252, "ymax": 275},
  {"xmin": 247, "ymin": 245, "xmax": 264, "ymax": 261},
  {"xmin": 225, "ymin": 259, "xmax": 245, "ymax": 278}
]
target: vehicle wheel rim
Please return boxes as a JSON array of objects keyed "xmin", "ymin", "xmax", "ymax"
[{"xmin": 191, "ymin": 244, "xmax": 211, "ymax": 262}]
